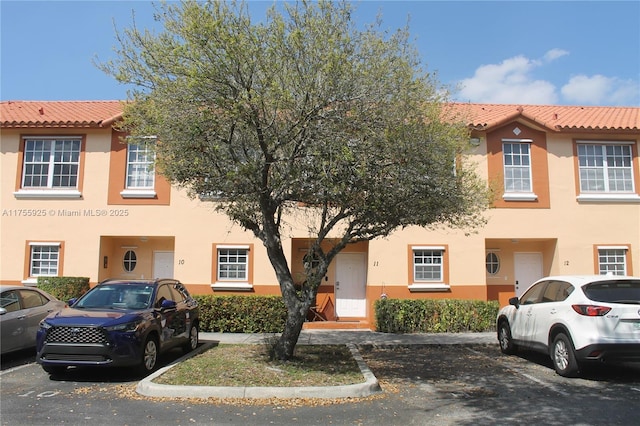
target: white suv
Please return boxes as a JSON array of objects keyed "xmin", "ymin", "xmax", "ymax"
[{"xmin": 496, "ymin": 275, "xmax": 640, "ymax": 377}]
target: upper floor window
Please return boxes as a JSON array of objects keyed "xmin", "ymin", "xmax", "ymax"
[
  {"xmin": 16, "ymin": 137, "xmax": 83, "ymax": 199},
  {"xmin": 29, "ymin": 243, "xmax": 60, "ymax": 277},
  {"xmin": 119, "ymin": 139, "xmax": 157, "ymax": 199},
  {"xmin": 126, "ymin": 143, "xmax": 155, "ymax": 189},
  {"xmin": 578, "ymin": 143, "xmax": 634, "ymax": 193},
  {"xmin": 503, "ymin": 141, "xmax": 533, "ymax": 195}
]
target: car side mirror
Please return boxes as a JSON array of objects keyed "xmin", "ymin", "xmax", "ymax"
[
  {"xmin": 160, "ymin": 299, "xmax": 177, "ymax": 310},
  {"xmin": 68, "ymin": 298, "xmax": 77, "ymax": 307},
  {"xmin": 0, "ymin": 307, "xmax": 6, "ymax": 315},
  {"xmin": 509, "ymin": 296, "xmax": 520, "ymax": 308}
]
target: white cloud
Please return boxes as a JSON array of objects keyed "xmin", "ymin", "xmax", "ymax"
[
  {"xmin": 456, "ymin": 53, "xmax": 559, "ymax": 104},
  {"xmin": 543, "ymin": 48, "xmax": 569, "ymax": 62},
  {"xmin": 455, "ymin": 48, "xmax": 639, "ymax": 106},
  {"xmin": 561, "ymin": 75, "xmax": 640, "ymax": 106}
]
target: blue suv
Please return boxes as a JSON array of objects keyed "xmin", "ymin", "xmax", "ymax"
[{"xmin": 36, "ymin": 279, "xmax": 199, "ymax": 376}]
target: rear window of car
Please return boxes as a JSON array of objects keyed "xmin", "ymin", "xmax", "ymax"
[{"xmin": 583, "ymin": 280, "xmax": 640, "ymax": 304}]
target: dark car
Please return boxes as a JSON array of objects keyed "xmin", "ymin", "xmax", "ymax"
[
  {"xmin": 36, "ymin": 279, "xmax": 199, "ymax": 375},
  {"xmin": 1, "ymin": 285, "xmax": 66, "ymax": 355}
]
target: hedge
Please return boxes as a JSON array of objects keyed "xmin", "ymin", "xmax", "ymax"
[
  {"xmin": 192, "ymin": 295, "xmax": 498, "ymax": 334},
  {"xmin": 374, "ymin": 298, "xmax": 499, "ymax": 333},
  {"xmin": 194, "ymin": 295, "xmax": 288, "ymax": 333},
  {"xmin": 37, "ymin": 276, "xmax": 90, "ymax": 302}
]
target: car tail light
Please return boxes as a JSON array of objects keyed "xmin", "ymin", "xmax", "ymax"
[{"xmin": 571, "ymin": 305, "xmax": 611, "ymax": 316}]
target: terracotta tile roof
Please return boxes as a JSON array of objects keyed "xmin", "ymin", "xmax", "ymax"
[
  {"xmin": 2, "ymin": 100, "xmax": 638, "ymax": 132},
  {"xmin": 450, "ymin": 103, "xmax": 640, "ymax": 132},
  {"xmin": 0, "ymin": 100, "xmax": 124, "ymax": 128}
]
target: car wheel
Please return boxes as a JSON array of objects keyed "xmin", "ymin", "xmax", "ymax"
[
  {"xmin": 182, "ymin": 323, "xmax": 199, "ymax": 354},
  {"xmin": 498, "ymin": 321, "xmax": 517, "ymax": 354},
  {"xmin": 42, "ymin": 365, "xmax": 66, "ymax": 375},
  {"xmin": 551, "ymin": 333, "xmax": 579, "ymax": 377},
  {"xmin": 139, "ymin": 335, "xmax": 158, "ymax": 375}
]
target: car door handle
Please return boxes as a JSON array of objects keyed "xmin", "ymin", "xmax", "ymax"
[
  {"xmin": 17, "ymin": 315, "xmax": 26, "ymax": 320},
  {"xmin": 550, "ymin": 309, "xmax": 557, "ymax": 315}
]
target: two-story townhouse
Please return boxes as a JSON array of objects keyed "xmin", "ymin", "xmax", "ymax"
[{"xmin": 1, "ymin": 100, "xmax": 638, "ymax": 329}]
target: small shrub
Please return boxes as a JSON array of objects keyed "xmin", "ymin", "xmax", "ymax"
[
  {"xmin": 375, "ymin": 298, "xmax": 499, "ymax": 333},
  {"xmin": 194, "ymin": 295, "xmax": 287, "ymax": 333},
  {"xmin": 37, "ymin": 276, "xmax": 89, "ymax": 302}
]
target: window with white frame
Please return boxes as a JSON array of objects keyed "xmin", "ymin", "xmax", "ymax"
[
  {"xmin": 126, "ymin": 143, "xmax": 155, "ymax": 189},
  {"xmin": 503, "ymin": 141, "xmax": 532, "ymax": 193},
  {"xmin": 598, "ymin": 247, "xmax": 627, "ymax": 276},
  {"xmin": 29, "ymin": 243, "xmax": 60, "ymax": 277},
  {"xmin": 486, "ymin": 252, "xmax": 500, "ymax": 275},
  {"xmin": 413, "ymin": 248, "xmax": 443, "ymax": 282},
  {"xmin": 22, "ymin": 137, "xmax": 81, "ymax": 189},
  {"xmin": 578, "ymin": 142, "xmax": 634, "ymax": 193},
  {"xmin": 217, "ymin": 248, "xmax": 248, "ymax": 281}
]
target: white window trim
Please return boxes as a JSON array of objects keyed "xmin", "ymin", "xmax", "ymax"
[
  {"xmin": 411, "ymin": 245, "xmax": 445, "ymax": 285},
  {"xmin": 409, "ymin": 283, "xmax": 451, "ymax": 292},
  {"xmin": 210, "ymin": 282, "xmax": 253, "ymax": 291},
  {"xmin": 577, "ymin": 140, "xmax": 635, "ymax": 146},
  {"xmin": 597, "ymin": 246, "xmax": 628, "ymax": 276},
  {"xmin": 28, "ymin": 242, "xmax": 61, "ymax": 280},
  {"xmin": 502, "ymin": 192, "xmax": 538, "ymax": 201},
  {"xmin": 216, "ymin": 245, "xmax": 250, "ymax": 283},
  {"xmin": 577, "ymin": 140, "xmax": 636, "ymax": 195},
  {"xmin": 597, "ymin": 245, "xmax": 628, "ymax": 251},
  {"xmin": 14, "ymin": 189, "xmax": 82, "ymax": 199},
  {"xmin": 124, "ymin": 139, "xmax": 156, "ymax": 192},
  {"xmin": 120, "ymin": 189, "xmax": 157, "ymax": 199},
  {"xmin": 21, "ymin": 136, "xmax": 82, "ymax": 192},
  {"xmin": 577, "ymin": 194, "xmax": 640, "ymax": 203},
  {"xmin": 502, "ymin": 139, "xmax": 534, "ymax": 196}
]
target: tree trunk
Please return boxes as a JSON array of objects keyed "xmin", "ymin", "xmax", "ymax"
[{"xmin": 273, "ymin": 302, "xmax": 307, "ymax": 360}]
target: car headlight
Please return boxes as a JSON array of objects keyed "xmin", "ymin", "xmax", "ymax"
[
  {"xmin": 104, "ymin": 321, "xmax": 143, "ymax": 332},
  {"xmin": 39, "ymin": 320, "xmax": 52, "ymax": 330}
]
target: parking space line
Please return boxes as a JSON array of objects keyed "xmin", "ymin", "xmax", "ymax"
[
  {"xmin": 465, "ymin": 348, "xmax": 570, "ymax": 397},
  {"xmin": 0, "ymin": 363, "xmax": 32, "ymax": 376}
]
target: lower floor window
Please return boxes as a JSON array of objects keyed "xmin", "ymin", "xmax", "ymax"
[
  {"xmin": 598, "ymin": 248, "xmax": 627, "ymax": 275},
  {"xmin": 413, "ymin": 249, "xmax": 443, "ymax": 281},
  {"xmin": 30, "ymin": 243, "xmax": 60, "ymax": 276},
  {"xmin": 218, "ymin": 248, "xmax": 248, "ymax": 280}
]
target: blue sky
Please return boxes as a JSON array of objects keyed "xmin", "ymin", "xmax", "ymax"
[{"xmin": 1, "ymin": 0, "xmax": 639, "ymax": 106}]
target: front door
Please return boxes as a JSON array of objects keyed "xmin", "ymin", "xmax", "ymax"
[
  {"xmin": 153, "ymin": 251, "xmax": 175, "ymax": 279},
  {"xmin": 335, "ymin": 253, "xmax": 367, "ymax": 318},
  {"xmin": 514, "ymin": 252, "xmax": 543, "ymax": 297}
]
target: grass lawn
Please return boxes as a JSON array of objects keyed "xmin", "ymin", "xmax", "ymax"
[{"xmin": 153, "ymin": 344, "xmax": 364, "ymax": 387}]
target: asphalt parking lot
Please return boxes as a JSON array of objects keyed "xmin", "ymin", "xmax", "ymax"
[{"xmin": 1, "ymin": 338, "xmax": 640, "ymax": 426}]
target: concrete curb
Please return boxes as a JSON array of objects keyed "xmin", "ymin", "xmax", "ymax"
[{"xmin": 136, "ymin": 341, "xmax": 381, "ymax": 399}]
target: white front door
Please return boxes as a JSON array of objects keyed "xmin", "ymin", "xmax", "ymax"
[
  {"xmin": 335, "ymin": 253, "xmax": 367, "ymax": 318},
  {"xmin": 153, "ymin": 251, "xmax": 175, "ymax": 279},
  {"xmin": 514, "ymin": 252, "xmax": 543, "ymax": 297}
]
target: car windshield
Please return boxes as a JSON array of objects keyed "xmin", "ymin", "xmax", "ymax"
[
  {"xmin": 74, "ymin": 284, "xmax": 154, "ymax": 310},
  {"xmin": 583, "ymin": 279, "xmax": 640, "ymax": 304}
]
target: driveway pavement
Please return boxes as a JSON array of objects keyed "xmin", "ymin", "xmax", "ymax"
[{"xmin": 137, "ymin": 330, "xmax": 496, "ymax": 399}]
